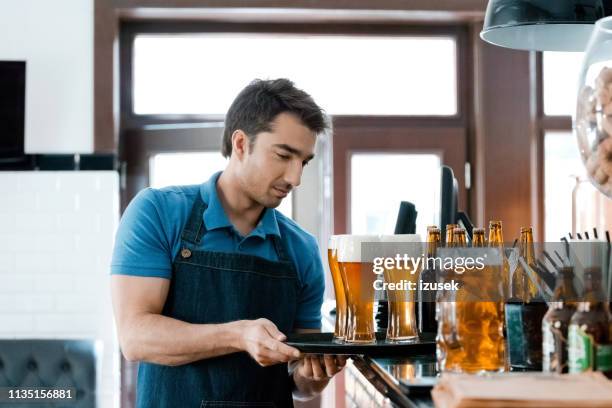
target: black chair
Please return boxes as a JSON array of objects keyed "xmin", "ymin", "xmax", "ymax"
[{"xmin": 0, "ymin": 339, "xmax": 98, "ymax": 408}]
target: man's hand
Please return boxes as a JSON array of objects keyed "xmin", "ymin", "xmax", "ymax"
[
  {"xmin": 294, "ymin": 354, "xmax": 347, "ymax": 380},
  {"xmin": 237, "ymin": 318, "xmax": 301, "ymax": 367},
  {"xmin": 291, "ymin": 354, "xmax": 347, "ymax": 400}
]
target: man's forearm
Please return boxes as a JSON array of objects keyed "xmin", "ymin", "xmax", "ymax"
[{"xmin": 121, "ymin": 313, "xmax": 243, "ymax": 366}]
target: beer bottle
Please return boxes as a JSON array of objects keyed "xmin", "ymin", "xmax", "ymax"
[
  {"xmin": 488, "ymin": 221, "xmax": 504, "ymax": 246},
  {"xmin": 472, "ymin": 228, "xmax": 486, "ymax": 247},
  {"xmin": 453, "ymin": 228, "xmax": 467, "ymax": 246},
  {"xmin": 542, "ymin": 267, "xmax": 578, "ymax": 373},
  {"xmin": 419, "ymin": 226, "xmax": 441, "ymax": 335},
  {"xmin": 445, "ymin": 224, "xmax": 458, "ymax": 247},
  {"xmin": 512, "ymin": 227, "xmax": 540, "ymax": 302},
  {"xmin": 568, "ymin": 267, "xmax": 612, "ymax": 376},
  {"xmin": 488, "ymin": 220, "xmax": 509, "ymax": 299}
]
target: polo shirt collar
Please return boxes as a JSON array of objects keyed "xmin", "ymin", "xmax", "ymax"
[{"xmin": 200, "ymin": 171, "xmax": 281, "ymax": 238}]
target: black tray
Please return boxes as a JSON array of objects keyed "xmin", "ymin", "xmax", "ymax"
[{"xmin": 285, "ymin": 332, "xmax": 436, "ymax": 356}]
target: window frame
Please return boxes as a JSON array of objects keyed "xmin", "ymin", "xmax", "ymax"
[
  {"xmin": 119, "ymin": 21, "xmax": 470, "ymax": 229},
  {"xmin": 120, "ymin": 21, "xmax": 467, "ymax": 129}
]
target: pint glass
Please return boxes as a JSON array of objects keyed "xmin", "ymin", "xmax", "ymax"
[
  {"xmin": 379, "ymin": 234, "xmax": 422, "ymax": 343},
  {"xmin": 337, "ymin": 235, "xmax": 379, "ymax": 343},
  {"xmin": 328, "ymin": 235, "xmax": 348, "ymax": 342}
]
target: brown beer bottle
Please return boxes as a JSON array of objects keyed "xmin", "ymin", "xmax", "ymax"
[
  {"xmin": 568, "ymin": 268, "xmax": 612, "ymax": 376},
  {"xmin": 542, "ymin": 267, "xmax": 578, "ymax": 373},
  {"xmin": 472, "ymin": 228, "xmax": 486, "ymax": 247},
  {"xmin": 488, "ymin": 220, "xmax": 509, "ymax": 298},
  {"xmin": 513, "ymin": 227, "xmax": 540, "ymax": 302},
  {"xmin": 419, "ymin": 226, "xmax": 441, "ymax": 335},
  {"xmin": 453, "ymin": 228, "xmax": 467, "ymax": 246},
  {"xmin": 445, "ymin": 224, "xmax": 458, "ymax": 247},
  {"xmin": 488, "ymin": 221, "xmax": 504, "ymax": 246}
]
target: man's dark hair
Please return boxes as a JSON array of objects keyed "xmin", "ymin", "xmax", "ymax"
[{"xmin": 221, "ymin": 78, "xmax": 328, "ymax": 158}]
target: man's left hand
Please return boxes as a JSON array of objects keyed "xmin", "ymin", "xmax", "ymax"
[{"xmin": 295, "ymin": 354, "xmax": 347, "ymax": 380}]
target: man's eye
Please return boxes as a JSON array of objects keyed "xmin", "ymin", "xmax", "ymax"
[
  {"xmin": 302, "ymin": 160, "xmax": 310, "ymax": 167},
  {"xmin": 277, "ymin": 153, "xmax": 290, "ymax": 160}
]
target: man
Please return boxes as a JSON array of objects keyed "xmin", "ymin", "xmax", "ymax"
[{"xmin": 111, "ymin": 78, "xmax": 345, "ymax": 407}]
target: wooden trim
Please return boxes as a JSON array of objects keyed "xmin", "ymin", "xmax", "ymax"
[
  {"xmin": 97, "ymin": 3, "xmax": 483, "ymax": 153},
  {"xmin": 471, "ymin": 37, "xmax": 535, "ymax": 239},
  {"xmin": 539, "ymin": 116, "xmax": 572, "ymax": 131},
  {"xmin": 111, "ymin": 0, "xmax": 487, "ymax": 13},
  {"xmin": 469, "ymin": 22, "xmax": 486, "ymax": 229},
  {"xmin": 530, "ymin": 51, "xmax": 544, "ymax": 243},
  {"xmin": 94, "ymin": 0, "xmax": 119, "ymax": 152}
]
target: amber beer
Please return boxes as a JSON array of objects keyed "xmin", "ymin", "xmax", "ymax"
[
  {"xmin": 337, "ymin": 235, "xmax": 379, "ymax": 343},
  {"xmin": 328, "ymin": 235, "xmax": 348, "ymax": 341},
  {"xmin": 380, "ymin": 234, "xmax": 422, "ymax": 343},
  {"xmin": 438, "ymin": 227, "xmax": 506, "ymax": 373}
]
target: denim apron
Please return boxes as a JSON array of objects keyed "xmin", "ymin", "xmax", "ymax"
[{"xmin": 136, "ymin": 195, "xmax": 299, "ymax": 408}]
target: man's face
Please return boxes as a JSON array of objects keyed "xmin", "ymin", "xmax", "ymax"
[{"xmin": 237, "ymin": 112, "xmax": 316, "ymax": 208}]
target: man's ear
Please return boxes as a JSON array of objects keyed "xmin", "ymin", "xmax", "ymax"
[{"xmin": 231, "ymin": 130, "xmax": 249, "ymax": 160}]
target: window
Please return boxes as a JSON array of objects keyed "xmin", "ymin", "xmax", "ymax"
[
  {"xmin": 543, "ymin": 52, "xmax": 584, "ymax": 116},
  {"xmin": 149, "ymin": 152, "xmax": 293, "ymax": 219},
  {"xmin": 133, "ymin": 34, "xmax": 457, "ymax": 116},
  {"xmin": 350, "ymin": 153, "xmax": 441, "ymax": 236},
  {"xmin": 543, "ymin": 131, "xmax": 584, "ymax": 241},
  {"xmin": 149, "ymin": 152, "xmax": 228, "ymax": 188}
]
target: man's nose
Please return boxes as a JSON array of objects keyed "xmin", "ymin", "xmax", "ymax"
[{"xmin": 285, "ymin": 160, "xmax": 302, "ymax": 188}]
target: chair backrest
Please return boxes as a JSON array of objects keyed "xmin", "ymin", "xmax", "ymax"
[{"xmin": 0, "ymin": 339, "xmax": 98, "ymax": 408}]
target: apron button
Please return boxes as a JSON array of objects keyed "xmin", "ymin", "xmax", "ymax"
[{"xmin": 181, "ymin": 248, "xmax": 192, "ymax": 258}]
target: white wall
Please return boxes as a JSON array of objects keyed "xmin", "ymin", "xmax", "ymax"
[
  {"xmin": 0, "ymin": 0, "xmax": 93, "ymax": 153},
  {"xmin": 0, "ymin": 171, "xmax": 120, "ymax": 408}
]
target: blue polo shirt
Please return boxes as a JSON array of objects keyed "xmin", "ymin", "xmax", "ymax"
[{"xmin": 111, "ymin": 171, "xmax": 324, "ymax": 329}]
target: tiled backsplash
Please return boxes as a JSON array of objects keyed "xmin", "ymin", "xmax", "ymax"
[{"xmin": 0, "ymin": 171, "xmax": 120, "ymax": 408}]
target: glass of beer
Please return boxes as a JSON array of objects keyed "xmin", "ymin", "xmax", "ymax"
[
  {"xmin": 328, "ymin": 235, "xmax": 348, "ymax": 342},
  {"xmin": 437, "ymin": 241, "xmax": 506, "ymax": 373},
  {"xmin": 337, "ymin": 235, "xmax": 380, "ymax": 343},
  {"xmin": 379, "ymin": 234, "xmax": 423, "ymax": 343}
]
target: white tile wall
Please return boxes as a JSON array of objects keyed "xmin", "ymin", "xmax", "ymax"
[{"xmin": 0, "ymin": 171, "xmax": 120, "ymax": 408}]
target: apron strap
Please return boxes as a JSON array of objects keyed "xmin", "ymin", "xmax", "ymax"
[
  {"xmin": 180, "ymin": 195, "xmax": 208, "ymax": 245},
  {"xmin": 271, "ymin": 234, "xmax": 291, "ymax": 263}
]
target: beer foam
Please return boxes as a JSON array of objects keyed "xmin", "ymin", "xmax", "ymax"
[
  {"xmin": 337, "ymin": 235, "xmax": 380, "ymax": 262},
  {"xmin": 328, "ymin": 234, "xmax": 351, "ymax": 250}
]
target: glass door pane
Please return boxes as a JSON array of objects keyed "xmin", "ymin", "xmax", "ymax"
[{"xmin": 350, "ymin": 153, "xmax": 441, "ymax": 236}]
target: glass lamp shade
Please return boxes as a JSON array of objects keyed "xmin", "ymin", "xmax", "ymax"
[
  {"xmin": 575, "ymin": 15, "xmax": 612, "ymax": 197},
  {"xmin": 480, "ymin": 0, "xmax": 607, "ymax": 51}
]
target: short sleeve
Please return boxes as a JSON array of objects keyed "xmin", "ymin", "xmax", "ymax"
[
  {"xmin": 111, "ymin": 188, "xmax": 173, "ymax": 279},
  {"xmin": 294, "ymin": 239, "xmax": 325, "ymax": 329}
]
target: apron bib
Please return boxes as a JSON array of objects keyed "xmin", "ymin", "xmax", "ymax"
[{"xmin": 136, "ymin": 195, "xmax": 299, "ymax": 407}]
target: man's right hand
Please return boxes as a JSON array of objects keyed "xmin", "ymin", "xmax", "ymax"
[{"xmin": 236, "ymin": 318, "xmax": 301, "ymax": 367}]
